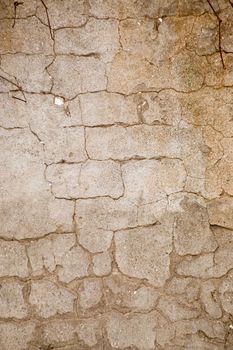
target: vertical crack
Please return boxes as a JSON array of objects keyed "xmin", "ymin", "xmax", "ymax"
[
  {"xmin": 206, "ymin": 0, "xmax": 225, "ymax": 69},
  {"xmin": 39, "ymin": 0, "xmax": 54, "ymax": 41}
]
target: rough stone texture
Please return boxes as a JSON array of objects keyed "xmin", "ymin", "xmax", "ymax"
[
  {"xmin": 157, "ymin": 295, "xmax": 200, "ymax": 322},
  {"xmin": 29, "ymin": 280, "xmax": 76, "ymax": 318},
  {"xmin": 0, "ymin": 17, "xmax": 53, "ymax": 54},
  {"xmin": 79, "ymin": 279, "xmax": 103, "ymax": 310},
  {"xmin": 208, "ymin": 197, "xmax": 233, "ymax": 229},
  {"xmin": 104, "ymin": 274, "xmax": 159, "ymax": 312},
  {"xmin": 0, "ymin": 322, "xmax": 36, "ymax": 350},
  {"xmin": 166, "ymin": 277, "xmax": 200, "ymax": 305},
  {"xmin": 27, "ymin": 233, "xmax": 90, "ymax": 283},
  {"xmin": 37, "ymin": 0, "xmax": 87, "ymax": 29},
  {"xmin": 55, "ymin": 19, "xmax": 120, "ymax": 63},
  {"xmin": 0, "ymin": 241, "xmax": 28, "ymax": 277},
  {"xmin": 79, "ymin": 92, "xmax": 139, "ymax": 126},
  {"xmin": 40, "ymin": 318, "xmax": 102, "ymax": 348},
  {"xmin": 27, "ymin": 233, "xmax": 75, "ymax": 276},
  {"xmin": 0, "ymin": 281, "xmax": 28, "ymax": 319},
  {"xmin": 0, "ymin": 0, "xmax": 37, "ymax": 18},
  {"xmin": 86, "ymin": 125, "xmax": 181, "ymax": 160},
  {"xmin": 57, "ymin": 245, "xmax": 90, "ymax": 283},
  {"xmin": 173, "ymin": 194, "xmax": 217, "ymax": 255},
  {"xmin": 0, "ymin": 54, "xmax": 53, "ymax": 93},
  {"xmin": 76, "ymin": 197, "xmax": 138, "ymax": 253},
  {"xmin": 122, "ymin": 159, "xmax": 186, "ymax": 203},
  {"xmin": 40, "ymin": 319, "xmax": 79, "ymax": 345},
  {"xmin": 115, "ymin": 224, "xmax": 172, "ymax": 287},
  {"xmin": 48, "ymin": 56, "xmax": 107, "ymax": 99},
  {"xmin": 1, "ymin": 0, "xmax": 233, "ymax": 349},
  {"xmin": 92, "ymin": 252, "xmax": 112, "ymax": 276},
  {"xmin": 176, "ymin": 226, "xmax": 233, "ymax": 279},
  {"xmin": 200, "ymin": 280, "xmax": 222, "ymax": 319},
  {"xmin": 220, "ymin": 271, "xmax": 233, "ymax": 315},
  {"xmin": 0, "ymin": 129, "xmax": 74, "ymax": 239},
  {"xmin": 47, "ymin": 160, "xmax": 124, "ymax": 199},
  {"xmin": 106, "ymin": 312, "xmax": 157, "ymax": 350}
]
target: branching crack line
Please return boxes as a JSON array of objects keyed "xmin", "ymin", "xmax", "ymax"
[
  {"xmin": 0, "ymin": 73, "xmax": 27, "ymax": 102},
  {"xmin": 206, "ymin": 0, "xmax": 225, "ymax": 69},
  {"xmin": 39, "ymin": 0, "xmax": 54, "ymax": 41}
]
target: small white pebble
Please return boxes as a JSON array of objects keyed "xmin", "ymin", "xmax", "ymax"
[
  {"xmin": 229, "ymin": 324, "xmax": 233, "ymax": 329},
  {"xmin": 54, "ymin": 96, "xmax": 64, "ymax": 106},
  {"xmin": 158, "ymin": 17, "xmax": 163, "ymax": 22}
]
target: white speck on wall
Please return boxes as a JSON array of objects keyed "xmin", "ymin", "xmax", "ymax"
[
  {"xmin": 158, "ymin": 18, "xmax": 163, "ymax": 22},
  {"xmin": 54, "ymin": 96, "xmax": 64, "ymax": 106}
]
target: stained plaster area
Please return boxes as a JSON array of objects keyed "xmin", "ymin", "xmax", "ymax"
[{"xmin": 0, "ymin": 0, "xmax": 233, "ymax": 349}]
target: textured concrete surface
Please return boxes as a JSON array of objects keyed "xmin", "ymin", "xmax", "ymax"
[{"xmin": 1, "ymin": 0, "xmax": 233, "ymax": 349}]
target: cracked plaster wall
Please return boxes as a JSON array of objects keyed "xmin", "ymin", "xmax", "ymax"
[{"xmin": 1, "ymin": 0, "xmax": 233, "ymax": 349}]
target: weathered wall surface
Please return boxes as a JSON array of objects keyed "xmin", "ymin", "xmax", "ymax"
[{"xmin": 0, "ymin": 0, "xmax": 233, "ymax": 349}]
